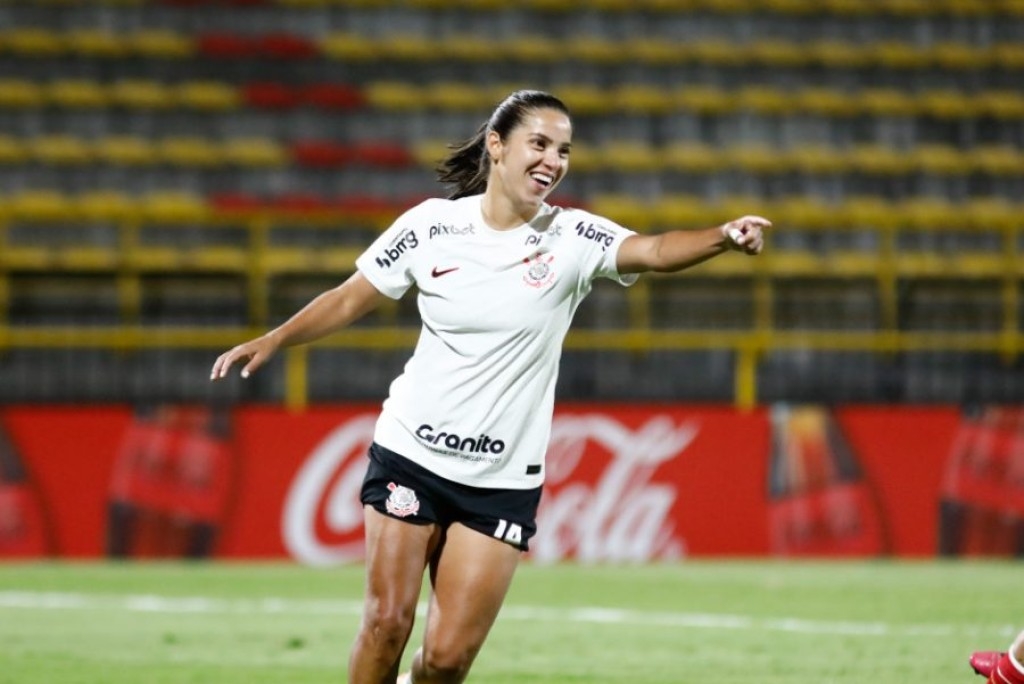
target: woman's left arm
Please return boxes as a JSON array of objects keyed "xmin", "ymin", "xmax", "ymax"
[{"xmin": 616, "ymin": 215, "xmax": 771, "ymax": 275}]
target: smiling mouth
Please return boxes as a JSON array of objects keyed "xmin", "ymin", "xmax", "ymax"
[{"xmin": 530, "ymin": 172, "xmax": 554, "ymax": 189}]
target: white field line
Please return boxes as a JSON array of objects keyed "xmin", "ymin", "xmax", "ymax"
[{"xmin": 0, "ymin": 590, "xmax": 1010, "ymax": 639}]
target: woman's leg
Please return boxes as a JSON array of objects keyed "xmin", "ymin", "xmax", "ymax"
[
  {"xmin": 348, "ymin": 506, "xmax": 442, "ymax": 684},
  {"xmin": 406, "ymin": 523, "xmax": 522, "ymax": 683}
]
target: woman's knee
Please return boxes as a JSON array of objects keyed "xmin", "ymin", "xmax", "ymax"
[
  {"xmin": 419, "ymin": 637, "xmax": 482, "ymax": 680},
  {"xmin": 360, "ymin": 598, "xmax": 417, "ymax": 649}
]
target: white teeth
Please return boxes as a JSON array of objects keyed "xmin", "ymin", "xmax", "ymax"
[{"xmin": 531, "ymin": 173, "xmax": 553, "ymax": 186}]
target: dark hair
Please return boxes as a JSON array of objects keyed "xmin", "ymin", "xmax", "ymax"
[{"xmin": 436, "ymin": 89, "xmax": 570, "ymax": 200}]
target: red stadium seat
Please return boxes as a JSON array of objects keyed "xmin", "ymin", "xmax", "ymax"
[
  {"xmin": 301, "ymin": 83, "xmax": 364, "ymax": 110},
  {"xmin": 290, "ymin": 141, "xmax": 351, "ymax": 167},
  {"xmin": 243, "ymin": 82, "xmax": 300, "ymax": 109},
  {"xmin": 349, "ymin": 142, "xmax": 414, "ymax": 168},
  {"xmin": 257, "ymin": 33, "xmax": 317, "ymax": 59},
  {"xmin": 197, "ymin": 32, "xmax": 256, "ymax": 59}
]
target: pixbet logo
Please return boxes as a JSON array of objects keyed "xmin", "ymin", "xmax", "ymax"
[
  {"xmin": 429, "ymin": 223, "xmax": 474, "ymax": 239},
  {"xmin": 375, "ymin": 229, "xmax": 419, "ymax": 269}
]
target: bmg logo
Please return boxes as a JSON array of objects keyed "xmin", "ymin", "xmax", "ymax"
[{"xmin": 375, "ymin": 229, "xmax": 419, "ymax": 269}]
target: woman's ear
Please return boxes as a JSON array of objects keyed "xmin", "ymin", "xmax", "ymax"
[{"xmin": 485, "ymin": 129, "xmax": 502, "ymax": 164}]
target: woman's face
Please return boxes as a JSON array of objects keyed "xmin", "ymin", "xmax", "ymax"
[{"xmin": 487, "ymin": 107, "xmax": 572, "ymax": 210}]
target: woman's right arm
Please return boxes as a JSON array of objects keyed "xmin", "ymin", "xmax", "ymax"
[{"xmin": 210, "ymin": 271, "xmax": 388, "ymax": 380}]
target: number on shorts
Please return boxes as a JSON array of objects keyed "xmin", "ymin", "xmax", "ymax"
[{"xmin": 493, "ymin": 519, "xmax": 522, "ymax": 545}]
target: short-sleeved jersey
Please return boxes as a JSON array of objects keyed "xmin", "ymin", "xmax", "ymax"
[{"xmin": 355, "ymin": 194, "xmax": 637, "ymax": 489}]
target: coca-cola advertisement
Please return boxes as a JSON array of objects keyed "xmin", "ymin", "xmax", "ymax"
[{"xmin": 0, "ymin": 402, "xmax": 997, "ymax": 562}]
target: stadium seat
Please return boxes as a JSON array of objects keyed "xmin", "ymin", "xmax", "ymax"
[
  {"xmin": 319, "ymin": 32, "xmax": 379, "ymax": 61},
  {"xmin": 95, "ymin": 136, "xmax": 158, "ymax": 166},
  {"xmin": 726, "ymin": 145, "xmax": 784, "ymax": 175},
  {"xmin": 75, "ymin": 191, "xmax": 139, "ymax": 223},
  {"xmin": 0, "ymin": 136, "xmax": 29, "ymax": 165},
  {"xmin": 746, "ymin": 40, "xmax": 808, "ymax": 68},
  {"xmin": 625, "ymin": 37, "xmax": 688, "ymax": 65},
  {"xmin": 377, "ymin": 34, "xmax": 440, "ymax": 62},
  {"xmin": 909, "ymin": 144, "xmax": 969, "ymax": 176},
  {"xmin": 4, "ymin": 28, "xmax": 63, "ymax": 56},
  {"xmin": 566, "ymin": 36, "xmax": 622, "ymax": 64},
  {"xmin": 110, "ymin": 80, "xmax": 174, "ymax": 110},
  {"xmin": 662, "ymin": 142, "xmax": 725, "ymax": 174},
  {"xmin": 176, "ymin": 81, "xmax": 240, "ymax": 111},
  {"xmin": 610, "ymin": 84, "xmax": 675, "ymax": 115},
  {"xmin": 848, "ymin": 144, "xmax": 915, "ymax": 176},
  {"xmin": 598, "ymin": 141, "xmax": 663, "ymax": 173},
  {"xmin": 588, "ymin": 194, "xmax": 656, "ymax": 231},
  {"xmin": 46, "ymin": 80, "xmax": 108, "ymax": 109},
  {"xmin": 243, "ymin": 82, "xmax": 300, "ymax": 109},
  {"xmin": 64, "ymin": 29, "xmax": 127, "ymax": 58},
  {"xmin": 424, "ymin": 82, "xmax": 488, "ymax": 111},
  {"xmin": 689, "ymin": 39, "xmax": 748, "ymax": 67},
  {"xmin": 672, "ymin": 85, "xmax": 735, "ymax": 115},
  {"xmin": 653, "ymin": 195, "xmax": 710, "ymax": 229},
  {"xmin": 290, "ymin": 140, "xmax": 350, "ymax": 167},
  {"xmin": 557, "ymin": 84, "xmax": 611, "ymax": 116},
  {"xmin": 222, "ymin": 138, "xmax": 287, "ymax": 167},
  {"xmin": 918, "ymin": 90, "xmax": 975, "ymax": 120},
  {"xmin": 29, "ymin": 135, "xmax": 93, "ymax": 166},
  {"xmin": 931, "ymin": 42, "xmax": 991, "ymax": 71},
  {"xmin": 301, "ymin": 83, "xmax": 364, "ymax": 110},
  {"xmin": 128, "ymin": 30, "xmax": 195, "ymax": 59},
  {"xmin": 197, "ymin": 32, "xmax": 256, "ymax": 59},
  {"xmin": 858, "ymin": 88, "xmax": 918, "ymax": 117},
  {"xmin": 505, "ymin": 36, "xmax": 560, "ymax": 62},
  {"xmin": 349, "ymin": 142, "xmax": 414, "ymax": 168},
  {"xmin": 969, "ymin": 145, "xmax": 1024, "ymax": 177},
  {"xmin": 363, "ymin": 81, "xmax": 423, "ymax": 111},
  {"xmin": 805, "ymin": 40, "xmax": 870, "ymax": 69},
  {"xmin": 158, "ymin": 137, "xmax": 225, "ymax": 167},
  {"xmin": 257, "ymin": 33, "xmax": 318, "ymax": 60},
  {"xmin": 0, "ymin": 80, "xmax": 44, "ymax": 108},
  {"xmin": 975, "ymin": 90, "xmax": 1024, "ymax": 119},
  {"xmin": 735, "ymin": 86, "xmax": 793, "ymax": 115}
]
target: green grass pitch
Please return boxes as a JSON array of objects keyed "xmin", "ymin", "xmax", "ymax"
[{"xmin": 0, "ymin": 560, "xmax": 1020, "ymax": 683}]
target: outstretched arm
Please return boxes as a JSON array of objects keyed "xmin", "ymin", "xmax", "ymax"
[
  {"xmin": 616, "ymin": 215, "xmax": 770, "ymax": 275},
  {"xmin": 210, "ymin": 271, "xmax": 388, "ymax": 380}
]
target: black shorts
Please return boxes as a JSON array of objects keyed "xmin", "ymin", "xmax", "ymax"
[{"xmin": 360, "ymin": 442, "xmax": 542, "ymax": 551}]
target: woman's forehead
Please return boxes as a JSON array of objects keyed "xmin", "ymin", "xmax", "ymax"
[{"xmin": 515, "ymin": 108, "xmax": 573, "ymax": 141}]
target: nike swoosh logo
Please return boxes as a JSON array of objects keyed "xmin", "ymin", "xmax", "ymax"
[{"xmin": 431, "ymin": 266, "xmax": 459, "ymax": 278}]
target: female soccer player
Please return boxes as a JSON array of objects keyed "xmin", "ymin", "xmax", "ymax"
[{"xmin": 211, "ymin": 89, "xmax": 769, "ymax": 684}]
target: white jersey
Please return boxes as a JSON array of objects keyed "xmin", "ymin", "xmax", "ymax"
[{"xmin": 355, "ymin": 194, "xmax": 637, "ymax": 489}]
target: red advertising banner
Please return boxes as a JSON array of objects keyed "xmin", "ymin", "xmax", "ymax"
[{"xmin": 2, "ymin": 403, "xmax": 1021, "ymax": 563}]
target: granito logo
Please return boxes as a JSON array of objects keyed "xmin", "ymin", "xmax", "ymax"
[
  {"xmin": 574, "ymin": 221, "xmax": 614, "ymax": 251},
  {"xmin": 416, "ymin": 424, "xmax": 506, "ymax": 454},
  {"xmin": 429, "ymin": 223, "xmax": 474, "ymax": 239},
  {"xmin": 375, "ymin": 229, "xmax": 419, "ymax": 268}
]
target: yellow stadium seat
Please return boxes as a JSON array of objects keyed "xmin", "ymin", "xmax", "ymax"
[
  {"xmin": 110, "ymin": 80, "xmax": 174, "ymax": 109},
  {"xmin": 0, "ymin": 79, "xmax": 44, "ymax": 108},
  {"xmin": 95, "ymin": 136, "xmax": 157, "ymax": 166},
  {"xmin": 881, "ymin": 0, "xmax": 937, "ymax": 16},
  {"xmin": 9, "ymin": 190, "xmax": 75, "ymax": 223},
  {"xmin": 377, "ymin": 34, "xmax": 440, "ymax": 62},
  {"xmin": 75, "ymin": 191, "xmax": 139, "ymax": 223},
  {"xmin": 794, "ymin": 88, "xmax": 858, "ymax": 118},
  {"xmin": 726, "ymin": 145, "xmax": 783, "ymax": 175},
  {"xmin": 176, "ymin": 81, "xmax": 240, "ymax": 111},
  {"xmin": 598, "ymin": 141, "xmax": 662, "ymax": 173},
  {"xmin": 128, "ymin": 30, "xmax": 194, "ymax": 59},
  {"xmin": 939, "ymin": 0, "xmax": 996, "ymax": 15},
  {"xmin": 625, "ymin": 37, "xmax": 688, "ymax": 65},
  {"xmin": 424, "ymin": 82, "xmax": 488, "ymax": 111},
  {"xmin": 4, "ymin": 28, "xmax": 63, "ymax": 56},
  {"xmin": 363, "ymin": 81, "xmax": 423, "ymax": 111},
  {"xmin": 662, "ymin": 141, "xmax": 726, "ymax": 174},
  {"xmin": 0, "ymin": 136, "xmax": 29, "ymax": 164},
  {"xmin": 746, "ymin": 40, "xmax": 808, "ymax": 68},
  {"xmin": 158, "ymin": 137, "xmax": 224, "ymax": 167},
  {"xmin": 838, "ymin": 196, "xmax": 902, "ymax": 231},
  {"xmin": 689, "ymin": 39, "xmax": 747, "ymax": 66},
  {"xmin": 654, "ymin": 195, "xmax": 713, "ymax": 229},
  {"xmin": 848, "ymin": 144, "xmax": 914, "ymax": 176},
  {"xmin": 319, "ymin": 33, "xmax": 379, "ymax": 61},
  {"xmin": 505, "ymin": 36, "xmax": 560, "ymax": 62},
  {"xmin": 770, "ymin": 196, "xmax": 834, "ymax": 230},
  {"xmin": 974, "ymin": 90, "xmax": 1024, "ymax": 119},
  {"xmin": 964, "ymin": 197, "xmax": 1018, "ymax": 231},
  {"xmin": 610, "ymin": 84, "xmax": 674, "ymax": 114},
  {"xmin": 900, "ymin": 197, "xmax": 964, "ymax": 230},
  {"xmin": 139, "ymin": 191, "xmax": 209, "ymax": 224},
  {"xmin": 46, "ymin": 80, "xmax": 108, "ymax": 109},
  {"xmin": 588, "ymin": 194, "xmax": 656, "ymax": 231},
  {"xmin": 29, "ymin": 135, "xmax": 93, "ymax": 165},
  {"xmin": 64, "ymin": 29, "xmax": 127, "ymax": 58},
  {"xmin": 969, "ymin": 145, "xmax": 1024, "ymax": 177},
  {"xmin": 909, "ymin": 144, "xmax": 968, "ymax": 176},
  {"xmin": 411, "ymin": 140, "xmax": 450, "ymax": 169},
  {"xmin": 918, "ymin": 89, "xmax": 975, "ymax": 120},
  {"xmin": 787, "ymin": 146, "xmax": 848, "ymax": 175},
  {"xmin": 222, "ymin": 138, "xmax": 287, "ymax": 167},
  {"xmin": 735, "ymin": 86, "xmax": 793, "ymax": 115},
  {"xmin": 991, "ymin": 42, "xmax": 1024, "ymax": 69},
  {"xmin": 672, "ymin": 85, "xmax": 735, "ymax": 115},
  {"xmin": 441, "ymin": 36, "xmax": 501, "ymax": 62},
  {"xmin": 859, "ymin": 88, "xmax": 918, "ymax": 117},
  {"xmin": 566, "ymin": 36, "xmax": 622, "ymax": 64},
  {"xmin": 931, "ymin": 42, "xmax": 990, "ymax": 70},
  {"xmin": 806, "ymin": 40, "xmax": 869, "ymax": 69},
  {"xmin": 820, "ymin": 0, "xmax": 876, "ymax": 15},
  {"xmin": 558, "ymin": 84, "xmax": 610, "ymax": 116},
  {"xmin": 872, "ymin": 41, "xmax": 931, "ymax": 69}
]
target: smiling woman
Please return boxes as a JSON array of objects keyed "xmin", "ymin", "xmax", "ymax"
[{"xmin": 209, "ymin": 89, "xmax": 770, "ymax": 684}]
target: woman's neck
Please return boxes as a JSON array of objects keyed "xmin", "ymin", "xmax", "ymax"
[{"xmin": 480, "ymin": 192, "xmax": 538, "ymax": 231}]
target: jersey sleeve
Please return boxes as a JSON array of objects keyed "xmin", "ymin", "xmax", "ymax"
[
  {"xmin": 568, "ymin": 209, "xmax": 639, "ymax": 287},
  {"xmin": 355, "ymin": 200, "xmax": 435, "ymax": 299}
]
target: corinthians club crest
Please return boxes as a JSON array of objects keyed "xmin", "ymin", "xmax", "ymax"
[
  {"xmin": 385, "ymin": 482, "xmax": 420, "ymax": 518},
  {"xmin": 522, "ymin": 252, "xmax": 555, "ymax": 289}
]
